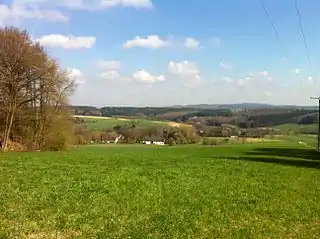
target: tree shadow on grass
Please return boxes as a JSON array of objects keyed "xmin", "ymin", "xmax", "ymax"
[
  {"xmin": 221, "ymin": 147, "xmax": 320, "ymax": 170},
  {"xmin": 227, "ymin": 155, "xmax": 320, "ymax": 170},
  {"xmin": 245, "ymin": 147, "xmax": 320, "ymax": 161}
]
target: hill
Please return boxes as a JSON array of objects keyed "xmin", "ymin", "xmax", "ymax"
[
  {"xmin": 275, "ymin": 123, "xmax": 318, "ymax": 135},
  {"xmin": 70, "ymin": 106, "xmax": 233, "ymax": 121},
  {"xmin": 73, "ymin": 115, "xmax": 186, "ymax": 131},
  {"xmin": 69, "ymin": 105, "xmax": 319, "ymax": 130},
  {"xmin": 170, "ymin": 103, "xmax": 317, "ymax": 110}
]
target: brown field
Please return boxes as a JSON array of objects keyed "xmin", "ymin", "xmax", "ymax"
[{"xmin": 73, "ymin": 115, "xmax": 191, "ymax": 128}]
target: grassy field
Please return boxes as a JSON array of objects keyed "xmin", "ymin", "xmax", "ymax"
[
  {"xmin": 1, "ymin": 141, "xmax": 320, "ymax": 238},
  {"xmin": 74, "ymin": 115, "xmax": 183, "ymax": 130},
  {"xmin": 276, "ymin": 123, "xmax": 318, "ymax": 135},
  {"xmin": 276, "ymin": 134, "xmax": 318, "ymax": 148}
]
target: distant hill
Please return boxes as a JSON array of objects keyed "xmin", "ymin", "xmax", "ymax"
[
  {"xmin": 70, "ymin": 105, "xmax": 233, "ymax": 119},
  {"xmin": 69, "ymin": 103, "xmax": 319, "ymax": 129},
  {"xmin": 169, "ymin": 103, "xmax": 270, "ymax": 109},
  {"xmin": 169, "ymin": 103, "xmax": 317, "ymax": 110}
]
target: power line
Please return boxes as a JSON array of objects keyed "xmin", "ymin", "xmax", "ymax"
[
  {"xmin": 260, "ymin": 0, "xmax": 289, "ymax": 60},
  {"xmin": 294, "ymin": 0, "xmax": 313, "ymax": 69}
]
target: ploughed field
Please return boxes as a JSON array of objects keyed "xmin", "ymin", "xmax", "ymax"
[{"xmin": 0, "ymin": 142, "xmax": 320, "ymax": 238}]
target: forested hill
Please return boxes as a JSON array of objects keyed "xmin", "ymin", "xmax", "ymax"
[
  {"xmin": 69, "ymin": 104, "xmax": 319, "ymax": 128},
  {"xmin": 70, "ymin": 106, "xmax": 233, "ymax": 119}
]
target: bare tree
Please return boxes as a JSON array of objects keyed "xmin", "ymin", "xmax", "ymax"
[{"xmin": 0, "ymin": 27, "xmax": 75, "ymax": 151}]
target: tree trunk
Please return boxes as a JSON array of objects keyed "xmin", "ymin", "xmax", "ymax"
[{"xmin": 3, "ymin": 104, "xmax": 16, "ymax": 151}]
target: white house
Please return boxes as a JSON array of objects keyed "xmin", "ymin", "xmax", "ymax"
[
  {"xmin": 153, "ymin": 141, "xmax": 165, "ymax": 145},
  {"xmin": 142, "ymin": 136, "xmax": 165, "ymax": 145},
  {"xmin": 142, "ymin": 141, "xmax": 152, "ymax": 145}
]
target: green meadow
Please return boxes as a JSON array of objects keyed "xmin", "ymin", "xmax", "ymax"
[{"xmin": 0, "ymin": 140, "xmax": 320, "ymax": 238}]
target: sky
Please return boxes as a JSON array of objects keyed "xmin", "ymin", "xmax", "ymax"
[{"xmin": 1, "ymin": 0, "xmax": 320, "ymax": 106}]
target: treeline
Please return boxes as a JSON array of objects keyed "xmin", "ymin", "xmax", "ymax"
[
  {"xmin": 73, "ymin": 116, "xmax": 280, "ymax": 146},
  {"xmin": 186, "ymin": 111, "xmax": 318, "ymax": 130},
  {"xmin": 245, "ymin": 110, "xmax": 318, "ymax": 127},
  {"xmin": 70, "ymin": 106, "xmax": 233, "ymax": 119},
  {"xmin": 74, "ymin": 121, "xmax": 200, "ymax": 145},
  {"xmin": 71, "ymin": 105, "xmax": 318, "ymax": 128},
  {"xmin": 0, "ymin": 27, "xmax": 74, "ymax": 151},
  {"xmin": 193, "ymin": 124, "xmax": 279, "ymax": 138}
]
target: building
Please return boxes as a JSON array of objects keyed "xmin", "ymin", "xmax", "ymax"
[{"xmin": 142, "ymin": 136, "xmax": 165, "ymax": 145}]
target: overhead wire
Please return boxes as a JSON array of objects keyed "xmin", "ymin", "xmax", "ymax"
[
  {"xmin": 294, "ymin": 0, "xmax": 315, "ymax": 87},
  {"xmin": 260, "ymin": 0, "xmax": 314, "ymax": 87},
  {"xmin": 259, "ymin": 0, "xmax": 289, "ymax": 60},
  {"xmin": 294, "ymin": 0, "xmax": 312, "ymax": 69},
  {"xmin": 254, "ymin": 0, "xmax": 289, "ymax": 95}
]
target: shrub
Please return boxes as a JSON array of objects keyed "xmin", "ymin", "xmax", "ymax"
[
  {"xmin": 45, "ymin": 134, "xmax": 69, "ymax": 151},
  {"xmin": 75, "ymin": 135, "xmax": 87, "ymax": 145},
  {"xmin": 167, "ymin": 138, "xmax": 176, "ymax": 146},
  {"xmin": 202, "ymin": 138, "xmax": 218, "ymax": 145}
]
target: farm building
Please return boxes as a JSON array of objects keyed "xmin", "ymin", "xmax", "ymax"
[{"xmin": 142, "ymin": 136, "xmax": 165, "ymax": 145}]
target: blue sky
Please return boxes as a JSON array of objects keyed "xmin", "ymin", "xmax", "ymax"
[{"xmin": 1, "ymin": 0, "xmax": 320, "ymax": 106}]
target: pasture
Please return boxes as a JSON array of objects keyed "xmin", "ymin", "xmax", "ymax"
[
  {"xmin": 276, "ymin": 123, "xmax": 318, "ymax": 135},
  {"xmin": 0, "ymin": 141, "xmax": 320, "ymax": 238},
  {"xmin": 74, "ymin": 115, "xmax": 183, "ymax": 130}
]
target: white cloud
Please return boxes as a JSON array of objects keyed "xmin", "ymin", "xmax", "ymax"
[
  {"xmin": 132, "ymin": 70, "xmax": 165, "ymax": 83},
  {"xmin": 307, "ymin": 76, "xmax": 314, "ymax": 85},
  {"xmin": 184, "ymin": 37, "xmax": 199, "ymax": 49},
  {"xmin": 97, "ymin": 60, "xmax": 121, "ymax": 70},
  {"xmin": 260, "ymin": 70, "xmax": 269, "ymax": 76},
  {"xmin": 100, "ymin": 70, "xmax": 127, "ymax": 81},
  {"xmin": 0, "ymin": 3, "xmax": 68, "ymax": 25},
  {"xmin": 100, "ymin": 0, "xmax": 153, "ymax": 9},
  {"xmin": 36, "ymin": 34, "xmax": 96, "ymax": 49},
  {"xmin": 220, "ymin": 61, "xmax": 233, "ymax": 71},
  {"xmin": 293, "ymin": 68, "xmax": 301, "ymax": 74},
  {"xmin": 238, "ymin": 78, "xmax": 244, "ymax": 85},
  {"xmin": 12, "ymin": 0, "xmax": 153, "ymax": 11},
  {"xmin": 168, "ymin": 61, "xmax": 201, "ymax": 85},
  {"xmin": 72, "ymin": 68, "xmax": 320, "ymax": 107},
  {"xmin": 238, "ymin": 78, "xmax": 250, "ymax": 86},
  {"xmin": 245, "ymin": 71, "xmax": 274, "ymax": 82},
  {"xmin": 1, "ymin": 0, "xmax": 152, "ymax": 25},
  {"xmin": 168, "ymin": 60, "xmax": 200, "ymax": 76},
  {"xmin": 66, "ymin": 68, "xmax": 85, "ymax": 84},
  {"xmin": 100, "ymin": 68, "xmax": 164, "ymax": 84},
  {"xmin": 222, "ymin": 77, "xmax": 233, "ymax": 83},
  {"xmin": 123, "ymin": 35, "xmax": 169, "ymax": 49},
  {"xmin": 265, "ymin": 91, "xmax": 272, "ymax": 97}
]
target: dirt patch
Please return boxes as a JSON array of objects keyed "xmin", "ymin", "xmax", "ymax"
[
  {"xmin": 167, "ymin": 122, "xmax": 192, "ymax": 128},
  {"xmin": 167, "ymin": 122, "xmax": 182, "ymax": 127},
  {"xmin": 115, "ymin": 118, "xmax": 130, "ymax": 121},
  {"xmin": 73, "ymin": 115, "xmax": 113, "ymax": 120},
  {"xmin": 74, "ymin": 115, "xmax": 194, "ymax": 128},
  {"xmin": 244, "ymin": 138, "xmax": 282, "ymax": 143}
]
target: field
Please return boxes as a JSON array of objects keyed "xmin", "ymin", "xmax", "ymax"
[
  {"xmin": 277, "ymin": 134, "xmax": 318, "ymax": 148},
  {"xmin": 1, "ymin": 141, "xmax": 320, "ymax": 238},
  {"xmin": 276, "ymin": 123, "xmax": 318, "ymax": 135},
  {"xmin": 74, "ymin": 115, "xmax": 184, "ymax": 130}
]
